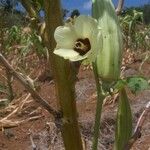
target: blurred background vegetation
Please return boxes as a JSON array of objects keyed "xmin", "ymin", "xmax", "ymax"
[
  {"xmin": 0, "ymin": 0, "xmax": 150, "ymax": 103},
  {"xmin": 0, "ymin": 0, "xmax": 149, "ymax": 56}
]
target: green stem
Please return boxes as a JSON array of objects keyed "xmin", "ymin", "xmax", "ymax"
[
  {"xmin": 43, "ymin": 1, "xmax": 83, "ymax": 150},
  {"xmin": 92, "ymin": 62, "xmax": 106, "ymax": 150}
]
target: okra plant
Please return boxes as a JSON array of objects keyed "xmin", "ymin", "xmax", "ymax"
[
  {"xmin": 53, "ymin": 0, "xmax": 149, "ymax": 150},
  {"xmin": 92, "ymin": 0, "xmax": 132, "ymax": 150}
]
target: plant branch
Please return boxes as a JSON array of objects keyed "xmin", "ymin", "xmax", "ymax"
[
  {"xmin": 125, "ymin": 101, "xmax": 150, "ymax": 149},
  {"xmin": 20, "ymin": 0, "xmax": 38, "ymax": 19},
  {"xmin": 0, "ymin": 53, "xmax": 60, "ymax": 118},
  {"xmin": 115, "ymin": 0, "xmax": 125, "ymax": 15},
  {"xmin": 20, "ymin": 0, "xmax": 41, "ymax": 35},
  {"xmin": 20, "ymin": 0, "xmax": 52, "ymax": 80}
]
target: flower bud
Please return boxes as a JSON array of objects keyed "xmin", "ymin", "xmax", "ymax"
[{"xmin": 92, "ymin": 0, "xmax": 123, "ymax": 81}]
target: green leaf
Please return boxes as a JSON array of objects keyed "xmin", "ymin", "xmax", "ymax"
[
  {"xmin": 126, "ymin": 76, "xmax": 150, "ymax": 94},
  {"xmin": 114, "ymin": 88, "xmax": 132, "ymax": 150}
]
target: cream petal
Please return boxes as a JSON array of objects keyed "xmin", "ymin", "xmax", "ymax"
[
  {"xmin": 74, "ymin": 15, "xmax": 98, "ymax": 39},
  {"xmin": 54, "ymin": 25, "xmax": 77, "ymax": 49},
  {"xmin": 53, "ymin": 48, "xmax": 79, "ymax": 59},
  {"xmin": 70, "ymin": 51, "xmax": 90, "ymax": 61},
  {"xmin": 54, "ymin": 48, "xmax": 91, "ymax": 62},
  {"xmin": 70, "ymin": 55, "xmax": 87, "ymax": 61}
]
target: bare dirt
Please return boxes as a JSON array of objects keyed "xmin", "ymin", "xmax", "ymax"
[{"xmin": 0, "ymin": 51, "xmax": 150, "ymax": 150}]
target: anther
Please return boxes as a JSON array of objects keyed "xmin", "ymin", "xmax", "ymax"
[{"xmin": 74, "ymin": 38, "xmax": 91, "ymax": 56}]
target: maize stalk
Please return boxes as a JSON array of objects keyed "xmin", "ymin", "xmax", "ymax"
[{"xmin": 92, "ymin": 0, "xmax": 123, "ymax": 81}]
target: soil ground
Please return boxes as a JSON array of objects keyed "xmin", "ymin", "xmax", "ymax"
[{"xmin": 0, "ymin": 51, "xmax": 150, "ymax": 150}]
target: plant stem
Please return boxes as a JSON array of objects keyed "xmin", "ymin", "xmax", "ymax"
[
  {"xmin": 92, "ymin": 62, "xmax": 105, "ymax": 150},
  {"xmin": 43, "ymin": 1, "xmax": 83, "ymax": 149},
  {"xmin": 115, "ymin": 0, "xmax": 125, "ymax": 15}
]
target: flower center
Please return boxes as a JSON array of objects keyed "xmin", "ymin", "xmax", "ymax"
[{"xmin": 74, "ymin": 38, "xmax": 91, "ymax": 56}]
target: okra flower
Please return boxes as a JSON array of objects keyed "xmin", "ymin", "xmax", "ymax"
[{"xmin": 53, "ymin": 15, "xmax": 102, "ymax": 61}]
